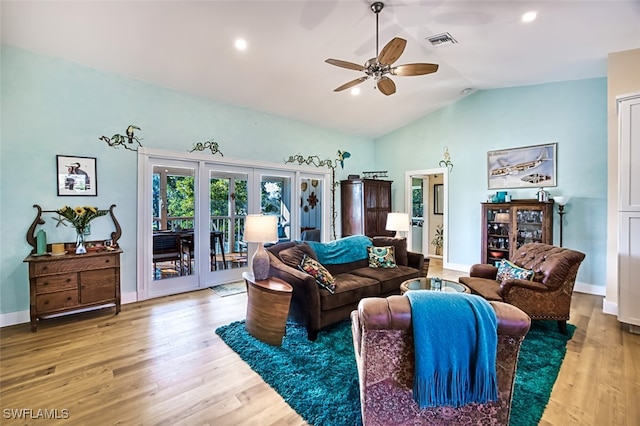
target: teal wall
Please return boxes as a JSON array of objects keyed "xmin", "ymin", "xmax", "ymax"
[
  {"xmin": 376, "ymin": 78, "xmax": 607, "ymax": 288},
  {"xmin": 0, "ymin": 45, "xmax": 608, "ymax": 317},
  {"xmin": 0, "ymin": 45, "xmax": 373, "ymax": 316}
]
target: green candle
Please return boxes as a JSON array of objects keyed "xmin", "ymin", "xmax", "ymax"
[{"xmin": 36, "ymin": 229, "xmax": 47, "ymax": 255}]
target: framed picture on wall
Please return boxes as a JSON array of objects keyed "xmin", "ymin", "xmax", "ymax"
[
  {"xmin": 56, "ymin": 155, "xmax": 97, "ymax": 196},
  {"xmin": 487, "ymin": 142, "xmax": 557, "ymax": 190},
  {"xmin": 434, "ymin": 184, "xmax": 443, "ymax": 215}
]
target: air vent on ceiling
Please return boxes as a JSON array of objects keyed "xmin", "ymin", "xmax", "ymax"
[{"xmin": 427, "ymin": 32, "xmax": 458, "ymax": 46}]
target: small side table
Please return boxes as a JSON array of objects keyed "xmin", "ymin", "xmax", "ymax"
[{"xmin": 243, "ymin": 272, "xmax": 293, "ymax": 346}]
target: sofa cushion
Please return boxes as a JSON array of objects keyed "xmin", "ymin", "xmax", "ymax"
[
  {"xmin": 298, "ymin": 254, "xmax": 336, "ymax": 294},
  {"xmin": 495, "ymin": 259, "xmax": 534, "ymax": 283},
  {"xmin": 367, "ymin": 246, "xmax": 397, "ymax": 269},
  {"xmin": 278, "ymin": 243, "xmax": 317, "ymax": 269},
  {"xmin": 320, "ymin": 273, "xmax": 380, "ymax": 311},
  {"xmin": 351, "ymin": 265, "xmax": 420, "ymax": 294},
  {"xmin": 373, "ymin": 236, "xmax": 408, "ymax": 266}
]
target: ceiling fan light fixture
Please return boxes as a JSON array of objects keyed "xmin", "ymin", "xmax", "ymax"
[{"xmin": 325, "ymin": 2, "xmax": 439, "ymax": 96}]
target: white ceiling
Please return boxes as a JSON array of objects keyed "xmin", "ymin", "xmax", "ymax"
[{"xmin": 2, "ymin": 0, "xmax": 639, "ymax": 138}]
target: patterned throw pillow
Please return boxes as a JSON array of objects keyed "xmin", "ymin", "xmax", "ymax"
[
  {"xmin": 367, "ymin": 246, "xmax": 397, "ymax": 269},
  {"xmin": 298, "ymin": 254, "xmax": 336, "ymax": 294},
  {"xmin": 496, "ymin": 259, "xmax": 534, "ymax": 283}
]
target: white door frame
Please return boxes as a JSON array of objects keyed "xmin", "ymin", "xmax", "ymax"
[{"xmin": 405, "ymin": 167, "xmax": 448, "ymax": 266}]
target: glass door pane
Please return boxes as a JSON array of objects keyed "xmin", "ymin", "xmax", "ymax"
[
  {"xmin": 205, "ymin": 169, "xmax": 250, "ymax": 284},
  {"xmin": 150, "ymin": 163, "xmax": 199, "ymax": 298},
  {"xmin": 262, "ymin": 174, "xmax": 292, "ymax": 243},
  {"xmin": 299, "ymin": 177, "xmax": 323, "ymax": 240}
]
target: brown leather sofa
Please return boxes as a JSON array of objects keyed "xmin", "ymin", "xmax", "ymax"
[
  {"xmin": 267, "ymin": 237, "xmax": 424, "ymax": 340},
  {"xmin": 459, "ymin": 243, "xmax": 585, "ymax": 333},
  {"xmin": 351, "ymin": 295, "xmax": 531, "ymax": 426}
]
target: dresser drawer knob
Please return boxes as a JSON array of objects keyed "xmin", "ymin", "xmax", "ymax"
[
  {"xmin": 105, "ymin": 259, "xmax": 110, "ymax": 263},
  {"xmin": 66, "ymin": 278, "xmax": 71, "ymax": 283},
  {"xmin": 44, "ymin": 300, "xmax": 49, "ymax": 305},
  {"xmin": 43, "ymin": 282, "xmax": 49, "ymax": 286},
  {"xmin": 67, "ymin": 297, "xmax": 72, "ymax": 301}
]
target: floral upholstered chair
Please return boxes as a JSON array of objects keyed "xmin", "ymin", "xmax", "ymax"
[
  {"xmin": 459, "ymin": 243, "xmax": 585, "ymax": 334},
  {"xmin": 351, "ymin": 295, "xmax": 530, "ymax": 426}
]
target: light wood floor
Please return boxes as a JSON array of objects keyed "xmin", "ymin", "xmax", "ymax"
[{"xmin": 1, "ymin": 264, "xmax": 638, "ymax": 425}]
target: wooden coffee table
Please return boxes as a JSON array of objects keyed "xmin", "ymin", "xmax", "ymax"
[{"xmin": 400, "ymin": 277, "xmax": 470, "ymax": 295}]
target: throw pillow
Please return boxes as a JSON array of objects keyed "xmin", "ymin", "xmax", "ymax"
[
  {"xmin": 367, "ymin": 245, "xmax": 397, "ymax": 269},
  {"xmin": 495, "ymin": 259, "xmax": 534, "ymax": 283},
  {"xmin": 373, "ymin": 236, "xmax": 408, "ymax": 266},
  {"xmin": 298, "ymin": 254, "xmax": 336, "ymax": 294}
]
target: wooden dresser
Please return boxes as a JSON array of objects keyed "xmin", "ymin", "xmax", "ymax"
[
  {"xmin": 24, "ymin": 249, "xmax": 122, "ymax": 332},
  {"xmin": 24, "ymin": 204, "xmax": 123, "ymax": 332}
]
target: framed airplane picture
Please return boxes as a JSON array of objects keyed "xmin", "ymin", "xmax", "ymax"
[{"xmin": 487, "ymin": 143, "xmax": 557, "ymax": 190}]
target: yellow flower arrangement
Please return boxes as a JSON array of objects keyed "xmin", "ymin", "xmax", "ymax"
[{"xmin": 56, "ymin": 205, "xmax": 108, "ymax": 232}]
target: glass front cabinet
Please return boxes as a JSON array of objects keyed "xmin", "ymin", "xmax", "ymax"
[{"xmin": 481, "ymin": 200, "xmax": 554, "ymax": 265}]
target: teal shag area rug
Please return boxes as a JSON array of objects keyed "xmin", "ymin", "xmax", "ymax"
[{"xmin": 215, "ymin": 319, "xmax": 574, "ymax": 426}]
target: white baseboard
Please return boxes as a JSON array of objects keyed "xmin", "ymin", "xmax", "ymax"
[
  {"xmin": 602, "ymin": 298, "xmax": 618, "ymax": 316},
  {"xmin": 0, "ymin": 310, "xmax": 30, "ymax": 328},
  {"xmin": 0, "ymin": 293, "xmax": 138, "ymax": 328},
  {"xmin": 573, "ymin": 281, "xmax": 606, "ymax": 296},
  {"xmin": 442, "ymin": 262, "xmax": 470, "ymax": 273}
]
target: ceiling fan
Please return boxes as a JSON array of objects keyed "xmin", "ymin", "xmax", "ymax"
[{"xmin": 325, "ymin": 1, "xmax": 439, "ymax": 96}]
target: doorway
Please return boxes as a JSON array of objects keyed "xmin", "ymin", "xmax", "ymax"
[{"xmin": 405, "ymin": 168, "xmax": 448, "ymax": 265}]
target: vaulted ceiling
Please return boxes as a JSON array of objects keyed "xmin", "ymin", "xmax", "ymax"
[{"xmin": 2, "ymin": 1, "xmax": 639, "ymax": 138}]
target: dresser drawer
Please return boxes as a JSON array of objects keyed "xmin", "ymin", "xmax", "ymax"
[
  {"xmin": 36, "ymin": 290, "xmax": 78, "ymax": 312},
  {"xmin": 33, "ymin": 254, "xmax": 119, "ymax": 275},
  {"xmin": 35, "ymin": 273, "xmax": 77, "ymax": 293}
]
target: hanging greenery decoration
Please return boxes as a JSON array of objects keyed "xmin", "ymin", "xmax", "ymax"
[
  {"xmin": 189, "ymin": 139, "xmax": 224, "ymax": 156},
  {"xmin": 99, "ymin": 125, "xmax": 143, "ymax": 152}
]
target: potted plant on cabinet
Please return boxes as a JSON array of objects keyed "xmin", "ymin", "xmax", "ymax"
[{"xmin": 431, "ymin": 224, "xmax": 443, "ymax": 256}]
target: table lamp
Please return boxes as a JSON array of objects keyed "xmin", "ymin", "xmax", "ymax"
[
  {"xmin": 244, "ymin": 214, "xmax": 278, "ymax": 280},
  {"xmin": 385, "ymin": 212, "xmax": 410, "ymax": 238}
]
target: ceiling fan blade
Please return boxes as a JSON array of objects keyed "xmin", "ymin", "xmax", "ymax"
[
  {"xmin": 334, "ymin": 76, "xmax": 369, "ymax": 92},
  {"xmin": 377, "ymin": 76, "xmax": 396, "ymax": 96},
  {"xmin": 378, "ymin": 37, "xmax": 407, "ymax": 66},
  {"xmin": 391, "ymin": 63, "xmax": 439, "ymax": 76},
  {"xmin": 325, "ymin": 59, "xmax": 365, "ymax": 72}
]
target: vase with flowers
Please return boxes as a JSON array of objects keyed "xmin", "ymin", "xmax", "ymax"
[
  {"xmin": 56, "ymin": 206, "xmax": 109, "ymax": 254},
  {"xmin": 431, "ymin": 224, "xmax": 444, "ymax": 256}
]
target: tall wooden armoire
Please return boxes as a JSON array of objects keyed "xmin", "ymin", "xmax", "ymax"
[{"xmin": 340, "ymin": 179, "xmax": 392, "ymax": 238}]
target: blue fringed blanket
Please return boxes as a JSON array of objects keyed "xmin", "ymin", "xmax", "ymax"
[
  {"xmin": 405, "ymin": 291, "xmax": 498, "ymax": 408},
  {"xmin": 305, "ymin": 235, "xmax": 372, "ymax": 265}
]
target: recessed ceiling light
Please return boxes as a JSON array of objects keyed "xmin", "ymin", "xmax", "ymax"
[
  {"xmin": 234, "ymin": 38, "xmax": 248, "ymax": 51},
  {"xmin": 351, "ymin": 87, "xmax": 360, "ymax": 96},
  {"xmin": 522, "ymin": 11, "xmax": 537, "ymax": 23}
]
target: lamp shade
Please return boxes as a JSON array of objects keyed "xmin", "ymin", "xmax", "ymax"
[
  {"xmin": 386, "ymin": 212, "xmax": 410, "ymax": 232},
  {"xmin": 244, "ymin": 214, "xmax": 278, "ymax": 243},
  {"xmin": 554, "ymin": 196, "xmax": 570, "ymax": 206}
]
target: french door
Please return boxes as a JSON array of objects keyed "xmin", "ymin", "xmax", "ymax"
[{"xmin": 137, "ymin": 149, "xmax": 325, "ymax": 301}]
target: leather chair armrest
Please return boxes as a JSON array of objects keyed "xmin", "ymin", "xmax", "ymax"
[
  {"xmin": 470, "ymin": 263, "xmax": 499, "ymax": 279},
  {"xmin": 407, "ymin": 251, "xmax": 424, "ymax": 271},
  {"xmin": 500, "ymin": 278, "xmax": 548, "ymax": 295},
  {"xmin": 489, "ymin": 301, "xmax": 531, "ymax": 338},
  {"xmin": 357, "ymin": 296, "xmax": 412, "ymax": 331}
]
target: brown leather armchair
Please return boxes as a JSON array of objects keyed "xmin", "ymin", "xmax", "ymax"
[
  {"xmin": 459, "ymin": 243, "xmax": 585, "ymax": 333},
  {"xmin": 351, "ymin": 295, "xmax": 531, "ymax": 426}
]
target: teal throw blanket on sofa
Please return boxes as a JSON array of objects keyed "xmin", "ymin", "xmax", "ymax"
[
  {"xmin": 405, "ymin": 291, "xmax": 498, "ymax": 408},
  {"xmin": 305, "ymin": 235, "xmax": 372, "ymax": 265}
]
